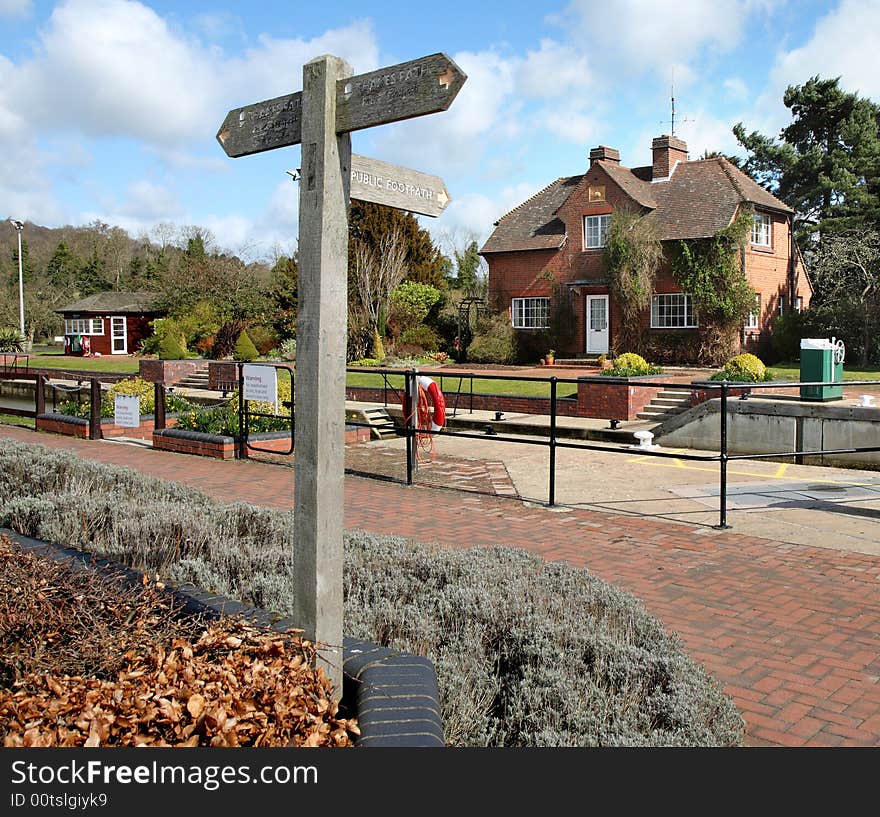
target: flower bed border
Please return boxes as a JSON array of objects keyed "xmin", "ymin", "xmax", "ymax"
[
  {"xmin": 1, "ymin": 527, "xmax": 444, "ymax": 748},
  {"xmin": 36, "ymin": 412, "xmax": 178, "ymax": 440}
]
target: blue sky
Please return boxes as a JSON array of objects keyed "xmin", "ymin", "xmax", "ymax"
[{"xmin": 1, "ymin": 0, "xmax": 878, "ymax": 262}]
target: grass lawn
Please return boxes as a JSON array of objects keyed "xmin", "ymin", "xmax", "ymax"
[
  {"xmin": 0, "ymin": 414, "xmax": 34, "ymax": 429},
  {"xmin": 768, "ymin": 361, "xmax": 880, "ymax": 383},
  {"xmin": 345, "ymin": 370, "xmax": 579, "ymax": 399},
  {"xmin": 24, "ymin": 354, "xmax": 140, "ymax": 374}
]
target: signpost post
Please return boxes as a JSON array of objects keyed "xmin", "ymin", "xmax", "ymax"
[{"xmin": 218, "ymin": 52, "xmax": 465, "ymax": 695}]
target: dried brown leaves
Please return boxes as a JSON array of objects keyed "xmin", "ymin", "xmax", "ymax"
[{"xmin": 0, "ymin": 536, "xmax": 357, "ymax": 747}]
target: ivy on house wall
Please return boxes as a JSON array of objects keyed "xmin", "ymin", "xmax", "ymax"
[
  {"xmin": 671, "ymin": 209, "xmax": 756, "ymax": 364},
  {"xmin": 603, "ymin": 209, "xmax": 663, "ymax": 354}
]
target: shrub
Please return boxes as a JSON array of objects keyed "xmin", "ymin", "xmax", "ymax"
[
  {"xmin": 400, "ymin": 325, "xmax": 442, "ymax": 351},
  {"xmin": 55, "ymin": 377, "xmax": 157, "ymax": 420},
  {"xmin": 233, "ymin": 331, "xmax": 259, "ymax": 362},
  {"xmin": 106, "ymin": 376, "xmax": 155, "ymax": 416},
  {"xmin": 601, "ymin": 352, "xmax": 662, "ymax": 377},
  {"xmin": 246, "ymin": 325, "xmax": 279, "ymax": 356},
  {"xmin": 158, "ymin": 332, "xmax": 187, "ymax": 360},
  {"xmin": 0, "ymin": 328, "xmax": 25, "ymax": 353},
  {"xmin": 0, "ymin": 439, "xmax": 745, "ymax": 748},
  {"xmin": 709, "ymin": 353, "xmax": 770, "ymax": 382},
  {"xmin": 468, "ymin": 314, "xmax": 516, "ymax": 364}
]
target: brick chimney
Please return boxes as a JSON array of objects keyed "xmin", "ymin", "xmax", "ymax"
[
  {"xmin": 589, "ymin": 146, "xmax": 620, "ymax": 165},
  {"xmin": 651, "ymin": 135, "xmax": 688, "ymax": 179}
]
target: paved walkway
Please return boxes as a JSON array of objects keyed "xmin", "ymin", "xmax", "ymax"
[{"xmin": 1, "ymin": 423, "xmax": 879, "ymax": 747}]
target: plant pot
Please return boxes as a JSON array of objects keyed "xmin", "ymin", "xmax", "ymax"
[{"xmin": 544, "ymin": 357, "xmax": 554, "ymax": 366}]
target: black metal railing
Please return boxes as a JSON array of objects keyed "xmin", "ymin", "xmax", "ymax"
[{"xmin": 342, "ymin": 367, "xmax": 880, "ymax": 529}]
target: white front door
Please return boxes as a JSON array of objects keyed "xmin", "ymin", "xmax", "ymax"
[
  {"xmin": 111, "ymin": 316, "xmax": 128, "ymax": 354},
  {"xmin": 586, "ymin": 295, "xmax": 609, "ymax": 354}
]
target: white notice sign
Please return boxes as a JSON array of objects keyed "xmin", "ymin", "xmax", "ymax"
[
  {"xmin": 114, "ymin": 394, "xmax": 140, "ymax": 428},
  {"xmin": 243, "ymin": 364, "xmax": 278, "ymax": 403}
]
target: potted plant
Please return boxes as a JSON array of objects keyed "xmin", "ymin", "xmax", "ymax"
[{"xmin": 544, "ymin": 349, "xmax": 555, "ymax": 366}]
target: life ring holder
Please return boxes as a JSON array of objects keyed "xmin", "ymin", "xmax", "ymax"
[{"xmin": 403, "ymin": 374, "xmax": 446, "ymax": 462}]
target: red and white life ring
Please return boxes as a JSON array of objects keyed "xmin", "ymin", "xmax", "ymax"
[{"xmin": 417, "ymin": 375, "xmax": 446, "ymax": 432}]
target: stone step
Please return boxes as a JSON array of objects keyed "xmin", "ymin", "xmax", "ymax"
[
  {"xmin": 360, "ymin": 406, "xmax": 398, "ymax": 439},
  {"xmin": 657, "ymin": 389, "xmax": 691, "ymax": 399},
  {"xmin": 653, "ymin": 396, "xmax": 691, "ymax": 407}
]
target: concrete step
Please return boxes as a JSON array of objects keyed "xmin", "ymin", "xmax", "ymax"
[
  {"xmin": 636, "ymin": 406, "xmax": 687, "ymax": 421},
  {"xmin": 658, "ymin": 390, "xmax": 691, "ymax": 399},
  {"xmin": 359, "ymin": 406, "xmax": 398, "ymax": 439},
  {"xmin": 653, "ymin": 396, "xmax": 691, "ymax": 407}
]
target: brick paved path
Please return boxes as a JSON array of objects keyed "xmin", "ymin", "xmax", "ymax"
[{"xmin": 2, "ymin": 424, "xmax": 879, "ymax": 747}]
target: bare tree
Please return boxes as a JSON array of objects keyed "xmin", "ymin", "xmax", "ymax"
[
  {"xmin": 350, "ymin": 227, "xmax": 407, "ymax": 358},
  {"xmin": 810, "ymin": 228, "xmax": 880, "ymax": 367}
]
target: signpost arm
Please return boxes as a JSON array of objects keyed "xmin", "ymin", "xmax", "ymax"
[{"xmin": 293, "ymin": 54, "xmax": 352, "ymax": 696}]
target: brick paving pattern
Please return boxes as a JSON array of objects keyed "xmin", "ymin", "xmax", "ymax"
[{"xmin": 1, "ymin": 424, "xmax": 879, "ymax": 747}]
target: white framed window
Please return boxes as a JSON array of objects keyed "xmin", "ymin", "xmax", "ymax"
[
  {"xmin": 583, "ymin": 214, "xmax": 610, "ymax": 249},
  {"xmin": 651, "ymin": 294, "xmax": 698, "ymax": 328},
  {"xmin": 794, "ymin": 296, "xmax": 803, "ymax": 313},
  {"xmin": 511, "ymin": 297, "xmax": 550, "ymax": 329},
  {"xmin": 778, "ymin": 297, "xmax": 785, "ymax": 317},
  {"xmin": 65, "ymin": 318, "xmax": 104, "ymax": 335},
  {"xmin": 746, "ymin": 294, "xmax": 761, "ymax": 329},
  {"xmin": 751, "ymin": 212, "xmax": 772, "ymax": 247}
]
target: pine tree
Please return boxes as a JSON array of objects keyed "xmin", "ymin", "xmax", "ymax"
[{"xmin": 734, "ymin": 76, "xmax": 880, "ymax": 248}]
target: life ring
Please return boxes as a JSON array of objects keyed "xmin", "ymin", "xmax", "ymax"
[{"xmin": 417, "ymin": 375, "xmax": 446, "ymax": 432}]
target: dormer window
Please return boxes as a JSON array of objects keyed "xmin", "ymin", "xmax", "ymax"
[
  {"xmin": 584, "ymin": 214, "xmax": 610, "ymax": 249},
  {"xmin": 751, "ymin": 212, "xmax": 772, "ymax": 247}
]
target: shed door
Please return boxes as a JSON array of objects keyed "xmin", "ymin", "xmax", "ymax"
[
  {"xmin": 586, "ymin": 295, "xmax": 609, "ymax": 354},
  {"xmin": 111, "ymin": 316, "xmax": 128, "ymax": 354}
]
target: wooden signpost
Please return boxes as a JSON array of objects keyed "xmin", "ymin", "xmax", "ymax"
[{"xmin": 217, "ymin": 52, "xmax": 465, "ymax": 694}]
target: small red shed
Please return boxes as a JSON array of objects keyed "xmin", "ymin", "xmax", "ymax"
[{"xmin": 56, "ymin": 292, "xmax": 163, "ymax": 356}]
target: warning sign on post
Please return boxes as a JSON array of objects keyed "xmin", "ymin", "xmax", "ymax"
[
  {"xmin": 242, "ymin": 364, "xmax": 278, "ymax": 403},
  {"xmin": 113, "ymin": 394, "xmax": 140, "ymax": 428}
]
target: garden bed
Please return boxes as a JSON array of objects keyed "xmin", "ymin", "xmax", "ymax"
[
  {"xmin": 37, "ymin": 412, "xmax": 178, "ymax": 439},
  {"xmin": 153, "ymin": 426, "xmax": 367, "ymax": 459}
]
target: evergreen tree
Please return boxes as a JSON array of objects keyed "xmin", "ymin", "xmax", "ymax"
[
  {"xmin": 10, "ymin": 239, "xmax": 35, "ymax": 287},
  {"xmin": 734, "ymin": 76, "xmax": 880, "ymax": 248},
  {"xmin": 268, "ymin": 254, "xmax": 299, "ymax": 339},
  {"xmin": 453, "ymin": 240, "xmax": 482, "ymax": 294},
  {"xmin": 348, "ymin": 201, "xmax": 445, "ymax": 288},
  {"xmin": 46, "ymin": 241, "xmax": 82, "ymax": 291}
]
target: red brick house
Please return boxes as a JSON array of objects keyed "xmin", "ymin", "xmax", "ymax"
[
  {"xmin": 481, "ymin": 135, "xmax": 812, "ymax": 361},
  {"xmin": 56, "ymin": 292, "xmax": 162, "ymax": 356}
]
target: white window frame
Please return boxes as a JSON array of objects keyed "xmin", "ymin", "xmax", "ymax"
[
  {"xmin": 650, "ymin": 294, "xmax": 698, "ymax": 329},
  {"xmin": 511, "ymin": 297, "xmax": 550, "ymax": 329},
  {"xmin": 747, "ymin": 294, "xmax": 761, "ymax": 329},
  {"xmin": 64, "ymin": 318, "xmax": 104, "ymax": 335},
  {"xmin": 751, "ymin": 212, "xmax": 772, "ymax": 247},
  {"xmin": 583, "ymin": 214, "xmax": 610, "ymax": 249},
  {"xmin": 794, "ymin": 296, "xmax": 803, "ymax": 313}
]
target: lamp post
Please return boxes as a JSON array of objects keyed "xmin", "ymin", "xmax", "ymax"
[{"xmin": 8, "ymin": 219, "xmax": 25, "ymax": 339}]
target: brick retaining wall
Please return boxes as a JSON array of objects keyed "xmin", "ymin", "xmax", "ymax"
[
  {"xmin": 138, "ymin": 359, "xmax": 206, "ymax": 385},
  {"xmin": 36, "ymin": 413, "xmax": 178, "ymax": 439}
]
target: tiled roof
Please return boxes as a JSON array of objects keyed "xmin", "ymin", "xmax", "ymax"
[
  {"xmin": 599, "ymin": 160, "xmax": 656, "ymax": 209},
  {"xmin": 57, "ymin": 291, "xmax": 162, "ymax": 315},
  {"xmin": 480, "ymin": 176, "xmax": 582, "ymax": 253},
  {"xmin": 481, "ymin": 155, "xmax": 794, "ymax": 251}
]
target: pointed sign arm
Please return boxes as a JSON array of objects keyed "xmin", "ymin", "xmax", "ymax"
[{"xmin": 217, "ymin": 52, "xmax": 466, "ymax": 158}]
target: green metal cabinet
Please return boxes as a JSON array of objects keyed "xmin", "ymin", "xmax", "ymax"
[{"xmin": 799, "ymin": 338, "xmax": 844, "ymax": 401}]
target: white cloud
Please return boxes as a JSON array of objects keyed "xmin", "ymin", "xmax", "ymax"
[
  {"xmin": 557, "ymin": 0, "xmax": 760, "ymax": 76},
  {"xmin": 370, "ymin": 49, "xmax": 523, "ymax": 175},
  {"xmin": 723, "ymin": 77, "xmax": 749, "ymax": 100},
  {"xmin": 6, "ymin": 0, "xmax": 380, "ymax": 146},
  {"xmin": 541, "ymin": 105, "xmax": 598, "ymax": 143},
  {"xmin": 767, "ymin": 0, "xmax": 880, "ymax": 100},
  {"xmin": 516, "ymin": 39, "xmax": 592, "ymax": 99},
  {"xmin": 0, "ymin": 0, "xmax": 31, "ymax": 18}
]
